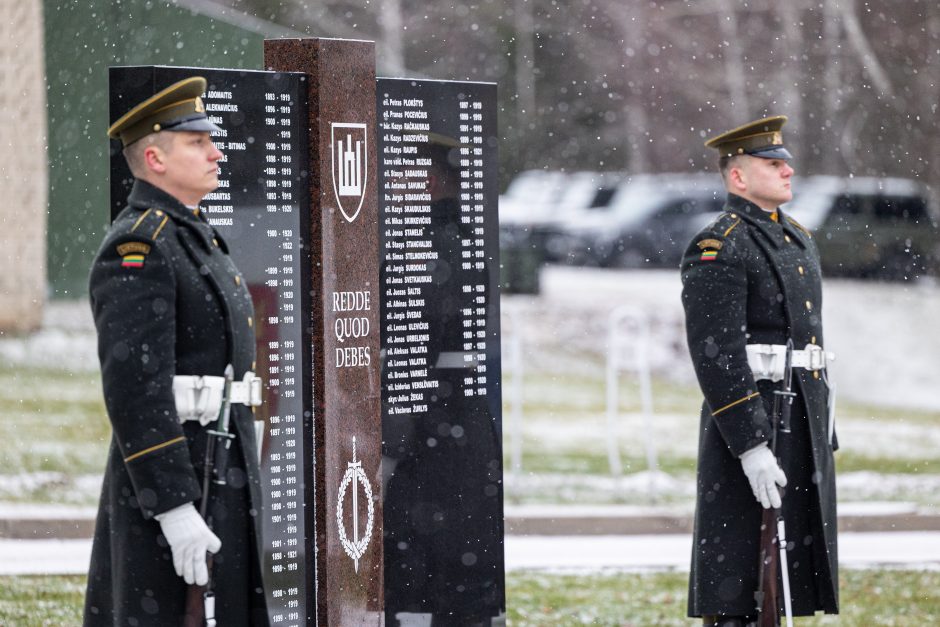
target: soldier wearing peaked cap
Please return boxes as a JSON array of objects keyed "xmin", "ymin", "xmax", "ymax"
[
  {"xmin": 682, "ymin": 116, "xmax": 839, "ymax": 625},
  {"xmin": 83, "ymin": 77, "xmax": 268, "ymax": 625}
]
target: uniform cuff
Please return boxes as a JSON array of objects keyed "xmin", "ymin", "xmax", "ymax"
[
  {"xmin": 125, "ymin": 441, "xmax": 201, "ymax": 519},
  {"xmin": 710, "ymin": 393, "xmax": 772, "ymax": 457}
]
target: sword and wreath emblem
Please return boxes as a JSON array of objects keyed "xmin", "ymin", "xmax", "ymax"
[{"xmin": 335, "ymin": 436, "xmax": 375, "ymax": 572}]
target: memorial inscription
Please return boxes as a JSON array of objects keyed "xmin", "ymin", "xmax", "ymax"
[
  {"xmin": 378, "ymin": 78, "xmax": 505, "ymax": 625},
  {"xmin": 109, "ymin": 50, "xmax": 501, "ymax": 627},
  {"xmin": 265, "ymin": 38, "xmax": 384, "ymax": 626}
]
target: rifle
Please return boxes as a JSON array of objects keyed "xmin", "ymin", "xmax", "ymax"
[
  {"xmin": 185, "ymin": 364, "xmax": 236, "ymax": 627},
  {"xmin": 755, "ymin": 341, "xmax": 795, "ymax": 627}
]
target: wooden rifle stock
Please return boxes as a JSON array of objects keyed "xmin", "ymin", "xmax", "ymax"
[
  {"xmin": 756, "ymin": 508, "xmax": 781, "ymax": 626},
  {"xmin": 184, "ymin": 581, "xmax": 207, "ymax": 627},
  {"xmin": 754, "ymin": 340, "xmax": 794, "ymax": 626}
]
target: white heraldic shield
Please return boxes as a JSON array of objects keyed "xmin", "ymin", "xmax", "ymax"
[{"xmin": 330, "ymin": 122, "xmax": 368, "ymax": 223}]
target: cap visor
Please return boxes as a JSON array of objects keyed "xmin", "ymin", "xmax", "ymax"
[
  {"xmin": 749, "ymin": 146, "xmax": 793, "ymax": 160},
  {"xmin": 168, "ymin": 118, "xmax": 223, "ymax": 134}
]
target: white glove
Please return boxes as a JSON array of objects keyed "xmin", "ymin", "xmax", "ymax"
[
  {"xmin": 740, "ymin": 443, "xmax": 787, "ymax": 509},
  {"xmin": 155, "ymin": 503, "xmax": 221, "ymax": 585}
]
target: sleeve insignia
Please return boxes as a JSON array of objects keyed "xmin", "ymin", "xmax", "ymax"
[
  {"xmin": 696, "ymin": 239, "xmax": 723, "ymax": 251},
  {"xmin": 117, "ymin": 241, "xmax": 151, "ymax": 268},
  {"xmin": 116, "ymin": 242, "xmax": 152, "ymax": 256},
  {"xmin": 121, "ymin": 253, "xmax": 146, "ymax": 268},
  {"xmin": 700, "ymin": 249, "xmax": 719, "ymax": 261}
]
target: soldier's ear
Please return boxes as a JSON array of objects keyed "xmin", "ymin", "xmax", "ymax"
[
  {"xmin": 727, "ymin": 163, "xmax": 747, "ymax": 193},
  {"xmin": 142, "ymin": 143, "xmax": 168, "ymax": 174}
]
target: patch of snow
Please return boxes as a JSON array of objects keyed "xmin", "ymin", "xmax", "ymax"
[
  {"xmin": 508, "ymin": 266, "xmax": 940, "ymax": 411},
  {"xmin": 505, "ymin": 532, "xmax": 940, "ymax": 572},
  {"xmin": 0, "ymin": 473, "xmax": 102, "ymax": 505}
]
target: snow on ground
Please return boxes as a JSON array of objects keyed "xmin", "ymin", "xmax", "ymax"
[
  {"xmin": 505, "ymin": 266, "xmax": 940, "ymax": 411},
  {"xmin": 0, "ymin": 473, "xmax": 102, "ymax": 505},
  {"xmin": 4, "ymin": 532, "xmax": 940, "ymax": 576},
  {"xmin": 0, "ymin": 300, "xmax": 97, "ymax": 371},
  {"xmin": 504, "ymin": 470, "xmax": 940, "ymax": 507},
  {"xmin": 5, "ymin": 268, "xmax": 936, "ymax": 404},
  {"xmin": 505, "ymin": 532, "xmax": 940, "ymax": 572},
  {"xmin": 2, "ymin": 274, "xmax": 938, "ymax": 509}
]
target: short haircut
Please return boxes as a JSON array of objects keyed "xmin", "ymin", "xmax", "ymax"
[
  {"xmin": 718, "ymin": 154, "xmax": 744, "ymax": 184},
  {"xmin": 122, "ymin": 132, "xmax": 175, "ymax": 178}
]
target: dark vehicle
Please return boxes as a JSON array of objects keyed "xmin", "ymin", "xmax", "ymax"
[
  {"xmin": 556, "ymin": 173, "xmax": 725, "ymax": 268},
  {"xmin": 499, "ymin": 170, "xmax": 621, "ymax": 292},
  {"xmin": 785, "ymin": 176, "xmax": 940, "ymax": 280}
]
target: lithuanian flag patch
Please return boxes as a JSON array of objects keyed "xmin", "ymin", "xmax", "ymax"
[
  {"xmin": 121, "ymin": 254, "xmax": 146, "ymax": 268},
  {"xmin": 116, "ymin": 242, "xmax": 150, "ymax": 268},
  {"xmin": 700, "ymin": 250, "xmax": 718, "ymax": 261}
]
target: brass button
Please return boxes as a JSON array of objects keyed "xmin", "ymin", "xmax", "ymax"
[
  {"xmin": 252, "ymin": 360, "xmax": 257, "ymax": 371},
  {"xmin": 235, "ymin": 275, "xmax": 241, "ymax": 286},
  {"xmin": 730, "ymin": 213, "xmax": 738, "ymax": 218},
  {"xmin": 785, "ymin": 235, "xmax": 791, "ymax": 243},
  {"xmin": 798, "ymin": 266, "xmax": 804, "ymax": 275},
  {"xmin": 811, "ymin": 336, "xmax": 816, "ymax": 344},
  {"xmin": 813, "ymin": 371, "xmax": 820, "ymax": 380},
  {"xmin": 213, "ymin": 238, "xmax": 219, "ymax": 247},
  {"xmin": 247, "ymin": 316, "xmax": 253, "ymax": 328},
  {"xmin": 155, "ymin": 210, "xmax": 164, "ymax": 216},
  {"xmin": 805, "ymin": 300, "xmax": 813, "ymax": 310}
]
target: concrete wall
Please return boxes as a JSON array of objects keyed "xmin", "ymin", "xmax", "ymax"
[{"xmin": 0, "ymin": 0, "xmax": 48, "ymax": 332}]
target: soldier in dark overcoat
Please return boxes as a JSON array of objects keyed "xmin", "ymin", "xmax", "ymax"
[
  {"xmin": 681, "ymin": 116, "xmax": 839, "ymax": 626},
  {"xmin": 83, "ymin": 77, "xmax": 268, "ymax": 626}
]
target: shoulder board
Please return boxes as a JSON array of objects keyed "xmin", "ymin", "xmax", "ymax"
[
  {"xmin": 703, "ymin": 211, "xmax": 743, "ymax": 238},
  {"xmin": 128, "ymin": 207, "xmax": 172, "ymax": 242},
  {"xmin": 785, "ymin": 216, "xmax": 813, "ymax": 238}
]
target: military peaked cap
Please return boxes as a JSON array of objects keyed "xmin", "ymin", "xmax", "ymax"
[
  {"xmin": 705, "ymin": 115, "xmax": 792, "ymax": 160},
  {"xmin": 107, "ymin": 76, "xmax": 222, "ymax": 147}
]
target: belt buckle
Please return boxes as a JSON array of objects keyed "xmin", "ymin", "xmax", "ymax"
[
  {"xmin": 247, "ymin": 373, "xmax": 263, "ymax": 406},
  {"xmin": 806, "ymin": 344, "xmax": 825, "ymax": 370}
]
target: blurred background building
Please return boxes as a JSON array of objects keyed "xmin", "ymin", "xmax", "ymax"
[
  {"xmin": 0, "ymin": 0, "xmax": 47, "ymax": 332},
  {"xmin": 4, "ymin": 0, "xmax": 940, "ymax": 309}
]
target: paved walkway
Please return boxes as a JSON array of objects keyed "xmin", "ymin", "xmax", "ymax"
[{"xmin": 3, "ymin": 531, "xmax": 940, "ymax": 576}]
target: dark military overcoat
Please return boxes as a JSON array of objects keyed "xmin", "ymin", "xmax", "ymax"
[
  {"xmin": 84, "ymin": 180, "xmax": 267, "ymax": 625},
  {"xmin": 681, "ymin": 193, "xmax": 838, "ymax": 618}
]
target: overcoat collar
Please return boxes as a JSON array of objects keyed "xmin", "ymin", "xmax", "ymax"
[
  {"xmin": 725, "ymin": 193, "xmax": 807, "ymax": 249},
  {"xmin": 127, "ymin": 179, "xmax": 222, "ymax": 252}
]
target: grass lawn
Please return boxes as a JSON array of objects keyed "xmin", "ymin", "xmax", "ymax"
[
  {"xmin": 0, "ymin": 364, "xmax": 109, "ymax": 504},
  {"xmin": 3, "ymin": 359, "xmax": 940, "ymax": 506},
  {"xmin": 3, "ymin": 569, "xmax": 939, "ymax": 625},
  {"xmin": 507, "ymin": 569, "xmax": 940, "ymax": 626},
  {"xmin": 0, "ymin": 575, "xmax": 86, "ymax": 626}
]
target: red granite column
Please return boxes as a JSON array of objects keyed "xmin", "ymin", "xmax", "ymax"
[{"xmin": 264, "ymin": 38, "xmax": 382, "ymax": 626}]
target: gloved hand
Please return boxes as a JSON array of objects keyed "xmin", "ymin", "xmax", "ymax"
[
  {"xmin": 740, "ymin": 443, "xmax": 787, "ymax": 509},
  {"xmin": 155, "ymin": 503, "xmax": 221, "ymax": 585}
]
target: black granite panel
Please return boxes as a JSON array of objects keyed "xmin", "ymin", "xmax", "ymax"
[{"xmin": 377, "ymin": 78, "xmax": 505, "ymax": 625}]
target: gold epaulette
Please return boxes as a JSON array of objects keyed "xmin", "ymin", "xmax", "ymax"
[
  {"xmin": 705, "ymin": 211, "xmax": 742, "ymax": 238},
  {"xmin": 129, "ymin": 207, "xmax": 171, "ymax": 241},
  {"xmin": 786, "ymin": 216, "xmax": 813, "ymax": 238}
]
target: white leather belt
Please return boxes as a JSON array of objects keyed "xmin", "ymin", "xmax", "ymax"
[
  {"xmin": 173, "ymin": 371, "xmax": 263, "ymax": 425},
  {"xmin": 746, "ymin": 344, "xmax": 835, "ymax": 382}
]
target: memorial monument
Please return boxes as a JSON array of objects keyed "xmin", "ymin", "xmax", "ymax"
[{"xmin": 107, "ymin": 37, "xmax": 503, "ymax": 627}]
